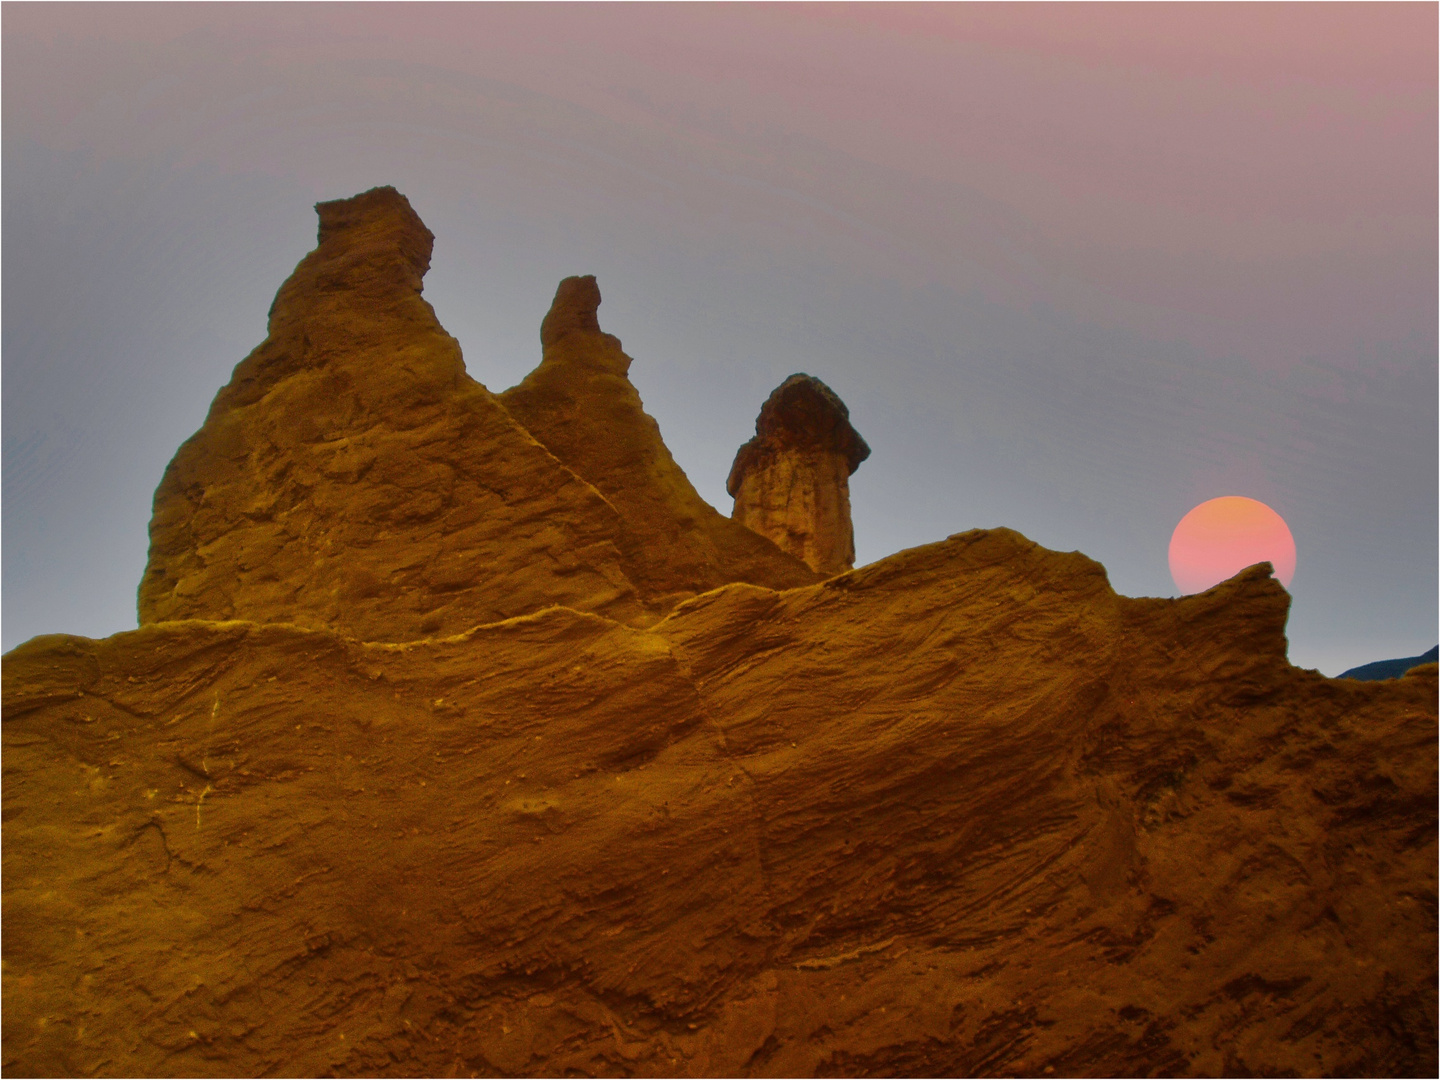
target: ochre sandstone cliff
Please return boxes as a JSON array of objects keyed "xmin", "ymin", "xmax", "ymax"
[
  {"xmin": 728, "ymin": 374, "xmax": 870, "ymax": 575},
  {"xmin": 137, "ymin": 188, "xmax": 811, "ymax": 642},
  {"xmin": 4, "ymin": 187, "xmax": 1436, "ymax": 1078}
]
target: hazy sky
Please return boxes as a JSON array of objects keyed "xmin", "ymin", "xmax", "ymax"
[{"xmin": 4, "ymin": 2, "xmax": 1436, "ymax": 674}]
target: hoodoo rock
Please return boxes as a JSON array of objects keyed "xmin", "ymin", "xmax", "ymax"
[
  {"xmin": 728, "ymin": 374, "xmax": 870, "ymax": 575},
  {"xmin": 4, "ymin": 187, "xmax": 1436, "ymax": 1078}
]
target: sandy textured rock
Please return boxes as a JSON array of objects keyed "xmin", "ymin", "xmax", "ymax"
[
  {"xmin": 138, "ymin": 187, "xmax": 654, "ymax": 640},
  {"xmin": 728, "ymin": 374, "xmax": 870, "ymax": 575},
  {"xmin": 137, "ymin": 191, "xmax": 809, "ymax": 642},
  {"xmin": 500, "ymin": 277, "xmax": 818, "ymax": 602},
  {"xmin": 5, "ymin": 533, "xmax": 1435, "ymax": 1077}
]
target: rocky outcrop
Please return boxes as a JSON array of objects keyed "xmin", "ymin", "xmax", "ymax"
[
  {"xmin": 4, "ymin": 538, "xmax": 1435, "ymax": 1077},
  {"xmin": 4, "ymin": 187, "xmax": 1435, "ymax": 1077},
  {"xmin": 500, "ymin": 278, "xmax": 818, "ymax": 604},
  {"xmin": 137, "ymin": 189, "xmax": 811, "ymax": 641},
  {"xmin": 728, "ymin": 374, "xmax": 870, "ymax": 575}
]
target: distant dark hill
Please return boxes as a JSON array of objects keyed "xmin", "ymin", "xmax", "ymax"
[{"xmin": 1341, "ymin": 645, "xmax": 1440, "ymax": 681}]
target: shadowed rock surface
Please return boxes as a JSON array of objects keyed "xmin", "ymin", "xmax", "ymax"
[
  {"xmin": 4, "ymin": 188, "xmax": 1436, "ymax": 1078},
  {"xmin": 728, "ymin": 374, "xmax": 870, "ymax": 575}
]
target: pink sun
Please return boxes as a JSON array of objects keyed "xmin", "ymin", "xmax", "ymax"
[{"xmin": 1169, "ymin": 496, "xmax": 1296, "ymax": 595}]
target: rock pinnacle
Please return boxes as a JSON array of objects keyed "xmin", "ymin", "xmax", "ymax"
[{"xmin": 728, "ymin": 373, "xmax": 870, "ymax": 575}]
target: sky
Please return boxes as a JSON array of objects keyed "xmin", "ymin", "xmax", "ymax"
[{"xmin": 3, "ymin": 2, "xmax": 1436, "ymax": 675}]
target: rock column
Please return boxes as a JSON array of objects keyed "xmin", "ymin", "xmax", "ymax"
[{"xmin": 727, "ymin": 374, "xmax": 870, "ymax": 575}]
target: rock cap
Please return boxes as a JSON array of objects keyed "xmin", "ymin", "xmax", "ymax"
[
  {"xmin": 314, "ymin": 185, "xmax": 434, "ymax": 278},
  {"xmin": 727, "ymin": 374, "xmax": 870, "ymax": 496}
]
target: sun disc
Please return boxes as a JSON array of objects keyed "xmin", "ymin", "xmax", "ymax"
[{"xmin": 1169, "ymin": 496, "xmax": 1296, "ymax": 594}]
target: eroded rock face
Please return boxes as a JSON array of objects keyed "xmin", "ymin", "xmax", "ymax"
[
  {"xmin": 728, "ymin": 374, "xmax": 870, "ymax": 575},
  {"xmin": 4, "ymin": 538, "xmax": 1436, "ymax": 1077},
  {"xmin": 138, "ymin": 190, "xmax": 811, "ymax": 640}
]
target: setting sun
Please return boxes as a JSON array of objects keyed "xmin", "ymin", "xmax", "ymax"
[{"xmin": 1169, "ymin": 496, "xmax": 1296, "ymax": 594}]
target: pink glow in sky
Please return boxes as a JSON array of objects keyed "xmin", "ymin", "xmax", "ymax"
[
  {"xmin": 6, "ymin": 2, "xmax": 1432, "ymax": 369},
  {"xmin": 1169, "ymin": 497, "xmax": 1297, "ymax": 595}
]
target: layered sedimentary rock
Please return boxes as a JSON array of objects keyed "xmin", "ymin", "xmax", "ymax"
[
  {"xmin": 5, "ymin": 187, "xmax": 1436, "ymax": 1077},
  {"xmin": 5, "ymin": 537, "xmax": 1435, "ymax": 1077},
  {"xmin": 137, "ymin": 188, "xmax": 811, "ymax": 642},
  {"xmin": 500, "ymin": 277, "xmax": 817, "ymax": 603},
  {"xmin": 728, "ymin": 374, "xmax": 870, "ymax": 575}
]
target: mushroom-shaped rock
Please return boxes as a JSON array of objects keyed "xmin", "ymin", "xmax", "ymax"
[{"xmin": 727, "ymin": 374, "xmax": 870, "ymax": 575}]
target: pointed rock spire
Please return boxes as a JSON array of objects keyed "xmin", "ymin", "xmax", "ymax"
[
  {"xmin": 530, "ymin": 274, "xmax": 633, "ymax": 376},
  {"xmin": 539, "ymin": 275, "xmax": 603, "ymax": 349},
  {"xmin": 727, "ymin": 374, "xmax": 870, "ymax": 575}
]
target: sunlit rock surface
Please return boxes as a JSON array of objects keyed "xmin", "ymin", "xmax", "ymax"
[
  {"xmin": 137, "ymin": 188, "xmax": 812, "ymax": 642},
  {"xmin": 728, "ymin": 374, "xmax": 870, "ymax": 575},
  {"xmin": 4, "ymin": 188, "xmax": 1435, "ymax": 1078}
]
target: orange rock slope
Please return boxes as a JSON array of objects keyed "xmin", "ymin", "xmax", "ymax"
[{"xmin": 4, "ymin": 188, "xmax": 1436, "ymax": 1078}]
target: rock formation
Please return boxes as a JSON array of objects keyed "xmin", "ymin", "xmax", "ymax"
[
  {"xmin": 137, "ymin": 188, "xmax": 813, "ymax": 642},
  {"xmin": 4, "ymin": 187, "xmax": 1436, "ymax": 1078},
  {"xmin": 728, "ymin": 374, "xmax": 870, "ymax": 575},
  {"xmin": 499, "ymin": 277, "xmax": 817, "ymax": 604}
]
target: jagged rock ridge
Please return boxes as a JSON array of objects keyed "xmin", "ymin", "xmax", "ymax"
[
  {"xmin": 4, "ymin": 187, "xmax": 1435, "ymax": 1078},
  {"xmin": 138, "ymin": 187, "xmax": 814, "ymax": 642}
]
